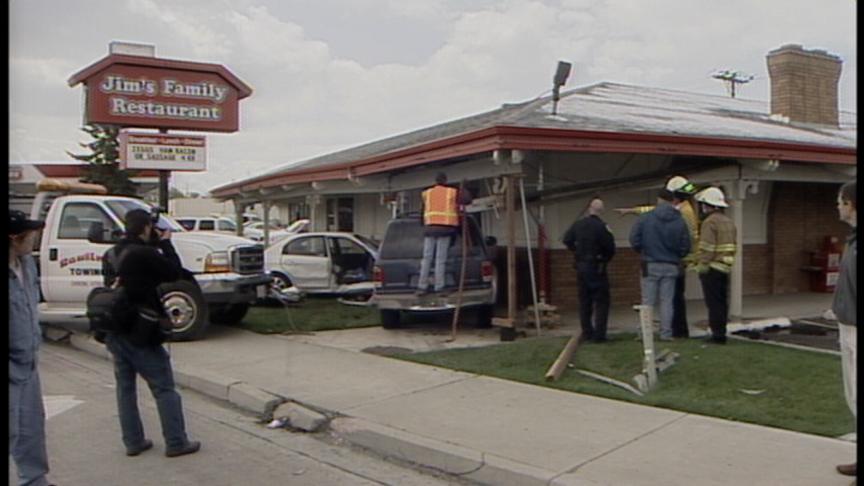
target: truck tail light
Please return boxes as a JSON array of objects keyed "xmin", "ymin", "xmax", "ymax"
[
  {"xmin": 372, "ymin": 265, "xmax": 384, "ymax": 288},
  {"xmin": 481, "ymin": 261, "xmax": 494, "ymax": 283}
]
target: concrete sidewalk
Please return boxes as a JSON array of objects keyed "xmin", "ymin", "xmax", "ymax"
[{"xmin": 65, "ymin": 308, "xmax": 855, "ymax": 486}]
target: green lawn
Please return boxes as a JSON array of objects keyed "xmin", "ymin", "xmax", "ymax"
[
  {"xmin": 394, "ymin": 333, "xmax": 854, "ymax": 437},
  {"xmin": 234, "ymin": 298, "xmax": 380, "ymax": 333}
]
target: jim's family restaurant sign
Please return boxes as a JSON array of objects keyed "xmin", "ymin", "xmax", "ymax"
[{"xmin": 69, "ymin": 54, "xmax": 252, "ymax": 133}]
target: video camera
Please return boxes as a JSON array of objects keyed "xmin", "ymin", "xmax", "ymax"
[{"xmin": 150, "ymin": 207, "xmax": 161, "ymax": 225}]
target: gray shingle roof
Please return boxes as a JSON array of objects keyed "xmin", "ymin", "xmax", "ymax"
[{"xmin": 214, "ymin": 82, "xmax": 856, "ymax": 191}]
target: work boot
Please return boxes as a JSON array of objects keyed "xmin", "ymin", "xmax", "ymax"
[
  {"xmin": 126, "ymin": 439, "xmax": 153, "ymax": 456},
  {"xmin": 836, "ymin": 463, "xmax": 856, "ymax": 476},
  {"xmin": 166, "ymin": 441, "xmax": 201, "ymax": 458}
]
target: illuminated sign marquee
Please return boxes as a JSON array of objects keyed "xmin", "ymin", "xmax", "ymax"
[{"xmin": 119, "ymin": 132, "xmax": 207, "ymax": 171}]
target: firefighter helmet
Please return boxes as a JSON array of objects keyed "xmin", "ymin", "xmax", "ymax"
[
  {"xmin": 665, "ymin": 176, "xmax": 697, "ymax": 195},
  {"xmin": 695, "ymin": 187, "xmax": 729, "ymax": 208}
]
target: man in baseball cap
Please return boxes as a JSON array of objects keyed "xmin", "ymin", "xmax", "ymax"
[
  {"xmin": 616, "ymin": 175, "xmax": 702, "ymax": 338},
  {"xmin": 10, "ymin": 209, "xmax": 45, "ymax": 235},
  {"xmin": 9, "ymin": 210, "xmax": 57, "ymax": 486}
]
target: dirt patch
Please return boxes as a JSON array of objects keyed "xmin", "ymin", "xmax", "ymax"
[{"xmin": 362, "ymin": 346, "xmax": 415, "ymax": 356}]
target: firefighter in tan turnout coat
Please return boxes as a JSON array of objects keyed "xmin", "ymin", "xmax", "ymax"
[{"xmin": 693, "ymin": 187, "xmax": 737, "ymax": 344}]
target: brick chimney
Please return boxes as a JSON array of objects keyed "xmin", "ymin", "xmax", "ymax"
[{"xmin": 766, "ymin": 44, "xmax": 842, "ymax": 127}]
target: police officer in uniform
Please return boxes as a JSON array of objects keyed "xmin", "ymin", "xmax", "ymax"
[{"xmin": 563, "ymin": 196, "xmax": 616, "ymax": 342}]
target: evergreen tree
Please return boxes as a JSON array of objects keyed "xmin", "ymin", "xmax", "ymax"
[{"xmin": 67, "ymin": 124, "xmax": 139, "ymax": 196}]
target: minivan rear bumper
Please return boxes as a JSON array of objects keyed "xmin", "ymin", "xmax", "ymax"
[{"xmin": 373, "ymin": 287, "xmax": 494, "ymax": 311}]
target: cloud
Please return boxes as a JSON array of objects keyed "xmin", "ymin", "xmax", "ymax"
[{"xmin": 9, "ymin": 0, "xmax": 857, "ymax": 195}]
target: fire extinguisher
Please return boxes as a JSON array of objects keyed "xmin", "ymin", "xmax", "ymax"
[{"xmin": 811, "ymin": 236, "xmax": 842, "ymax": 292}]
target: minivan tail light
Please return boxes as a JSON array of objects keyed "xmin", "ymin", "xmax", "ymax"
[
  {"xmin": 372, "ymin": 265, "xmax": 383, "ymax": 288},
  {"xmin": 481, "ymin": 261, "xmax": 494, "ymax": 283}
]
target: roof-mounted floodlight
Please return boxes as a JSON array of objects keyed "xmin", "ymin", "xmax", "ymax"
[{"xmin": 552, "ymin": 61, "xmax": 572, "ymax": 115}]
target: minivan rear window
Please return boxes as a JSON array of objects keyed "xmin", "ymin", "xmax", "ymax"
[{"xmin": 380, "ymin": 218, "xmax": 485, "ymax": 259}]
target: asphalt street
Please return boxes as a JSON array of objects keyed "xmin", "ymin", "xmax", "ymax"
[{"xmin": 9, "ymin": 342, "xmax": 467, "ymax": 486}]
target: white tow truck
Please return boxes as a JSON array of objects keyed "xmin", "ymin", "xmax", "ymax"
[{"xmin": 32, "ymin": 179, "xmax": 272, "ymax": 341}]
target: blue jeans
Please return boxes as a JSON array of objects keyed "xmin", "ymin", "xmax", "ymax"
[
  {"xmin": 640, "ymin": 262, "xmax": 680, "ymax": 339},
  {"xmin": 417, "ymin": 235, "xmax": 451, "ymax": 292},
  {"xmin": 106, "ymin": 334, "xmax": 190, "ymax": 450},
  {"xmin": 9, "ymin": 369, "xmax": 50, "ymax": 486}
]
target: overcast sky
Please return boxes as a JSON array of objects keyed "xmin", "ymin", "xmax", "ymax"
[{"xmin": 10, "ymin": 0, "xmax": 857, "ymax": 194}]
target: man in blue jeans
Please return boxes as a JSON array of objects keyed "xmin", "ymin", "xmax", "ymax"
[
  {"xmin": 102, "ymin": 209, "xmax": 200, "ymax": 458},
  {"xmin": 629, "ymin": 188, "xmax": 691, "ymax": 341},
  {"xmin": 9, "ymin": 210, "xmax": 56, "ymax": 486},
  {"xmin": 416, "ymin": 173, "xmax": 472, "ymax": 295}
]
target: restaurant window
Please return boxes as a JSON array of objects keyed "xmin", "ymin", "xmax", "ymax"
[{"xmin": 326, "ymin": 197, "xmax": 354, "ymax": 232}]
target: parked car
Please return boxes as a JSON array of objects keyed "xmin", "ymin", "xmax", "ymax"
[
  {"xmin": 264, "ymin": 231, "xmax": 379, "ymax": 296},
  {"xmin": 371, "ymin": 214, "xmax": 497, "ymax": 329},
  {"xmin": 244, "ymin": 219, "xmax": 309, "ymax": 244},
  {"xmin": 175, "ymin": 216, "xmax": 240, "ymax": 235}
]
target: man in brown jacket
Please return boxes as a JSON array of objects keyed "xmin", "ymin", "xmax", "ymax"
[{"xmin": 693, "ymin": 187, "xmax": 737, "ymax": 344}]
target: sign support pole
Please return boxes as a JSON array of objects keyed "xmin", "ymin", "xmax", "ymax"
[{"xmin": 158, "ymin": 128, "xmax": 171, "ymax": 212}]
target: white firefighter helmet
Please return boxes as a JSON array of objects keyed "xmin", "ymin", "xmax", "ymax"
[
  {"xmin": 695, "ymin": 187, "xmax": 729, "ymax": 208},
  {"xmin": 665, "ymin": 176, "xmax": 697, "ymax": 195}
]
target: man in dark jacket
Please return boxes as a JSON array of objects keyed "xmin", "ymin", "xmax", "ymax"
[
  {"xmin": 832, "ymin": 180, "xmax": 856, "ymax": 478},
  {"xmin": 629, "ymin": 190, "xmax": 691, "ymax": 341},
  {"xmin": 102, "ymin": 209, "xmax": 201, "ymax": 459},
  {"xmin": 563, "ymin": 196, "xmax": 616, "ymax": 342}
]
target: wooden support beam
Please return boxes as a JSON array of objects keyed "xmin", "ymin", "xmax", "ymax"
[
  {"xmin": 544, "ymin": 332, "xmax": 581, "ymax": 381},
  {"xmin": 506, "ymin": 175, "xmax": 516, "ymax": 326}
]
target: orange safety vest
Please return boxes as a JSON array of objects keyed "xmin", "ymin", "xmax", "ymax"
[{"xmin": 422, "ymin": 185, "xmax": 459, "ymax": 226}]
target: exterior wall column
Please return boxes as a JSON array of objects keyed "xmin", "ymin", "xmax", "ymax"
[
  {"xmin": 263, "ymin": 200, "xmax": 271, "ymax": 245},
  {"xmin": 306, "ymin": 194, "xmax": 322, "ymax": 231},
  {"xmin": 724, "ymin": 179, "xmax": 758, "ymax": 319},
  {"xmin": 234, "ymin": 200, "xmax": 245, "ymax": 237}
]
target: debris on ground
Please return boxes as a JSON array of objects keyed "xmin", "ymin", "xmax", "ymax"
[
  {"xmin": 576, "ymin": 369, "xmax": 644, "ymax": 397},
  {"xmin": 266, "ymin": 417, "xmax": 288, "ymax": 429},
  {"xmin": 738, "ymin": 389, "xmax": 766, "ymax": 396}
]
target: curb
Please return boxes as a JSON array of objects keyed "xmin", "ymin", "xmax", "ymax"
[
  {"xmin": 67, "ymin": 333, "xmax": 566, "ymax": 485},
  {"xmin": 329, "ymin": 417, "xmax": 556, "ymax": 486},
  {"xmin": 67, "ymin": 333, "xmax": 284, "ymax": 419}
]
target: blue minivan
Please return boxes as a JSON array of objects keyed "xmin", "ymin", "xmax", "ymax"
[{"xmin": 371, "ymin": 214, "xmax": 497, "ymax": 329}]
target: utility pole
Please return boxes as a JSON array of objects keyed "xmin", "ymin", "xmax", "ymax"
[{"xmin": 711, "ymin": 69, "xmax": 755, "ymax": 99}]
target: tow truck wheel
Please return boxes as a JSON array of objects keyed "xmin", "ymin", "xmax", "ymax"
[
  {"xmin": 210, "ymin": 304, "xmax": 250, "ymax": 325},
  {"xmin": 159, "ymin": 280, "xmax": 209, "ymax": 341}
]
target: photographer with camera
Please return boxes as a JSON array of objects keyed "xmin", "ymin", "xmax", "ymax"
[{"xmin": 101, "ymin": 208, "xmax": 201, "ymax": 458}]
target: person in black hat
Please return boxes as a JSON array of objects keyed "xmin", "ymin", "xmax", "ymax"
[
  {"xmin": 102, "ymin": 209, "xmax": 201, "ymax": 458},
  {"xmin": 9, "ymin": 210, "xmax": 57, "ymax": 486}
]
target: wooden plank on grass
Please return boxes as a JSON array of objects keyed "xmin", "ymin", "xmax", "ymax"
[{"xmin": 544, "ymin": 332, "xmax": 581, "ymax": 381}]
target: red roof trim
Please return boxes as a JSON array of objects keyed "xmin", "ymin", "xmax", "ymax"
[
  {"xmin": 68, "ymin": 54, "xmax": 253, "ymax": 99},
  {"xmin": 211, "ymin": 127, "xmax": 856, "ymax": 198},
  {"xmin": 36, "ymin": 164, "xmax": 160, "ymax": 178}
]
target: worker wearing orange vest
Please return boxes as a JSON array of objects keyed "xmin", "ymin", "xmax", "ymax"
[
  {"xmin": 615, "ymin": 175, "xmax": 700, "ymax": 338},
  {"xmin": 416, "ymin": 173, "xmax": 472, "ymax": 296}
]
